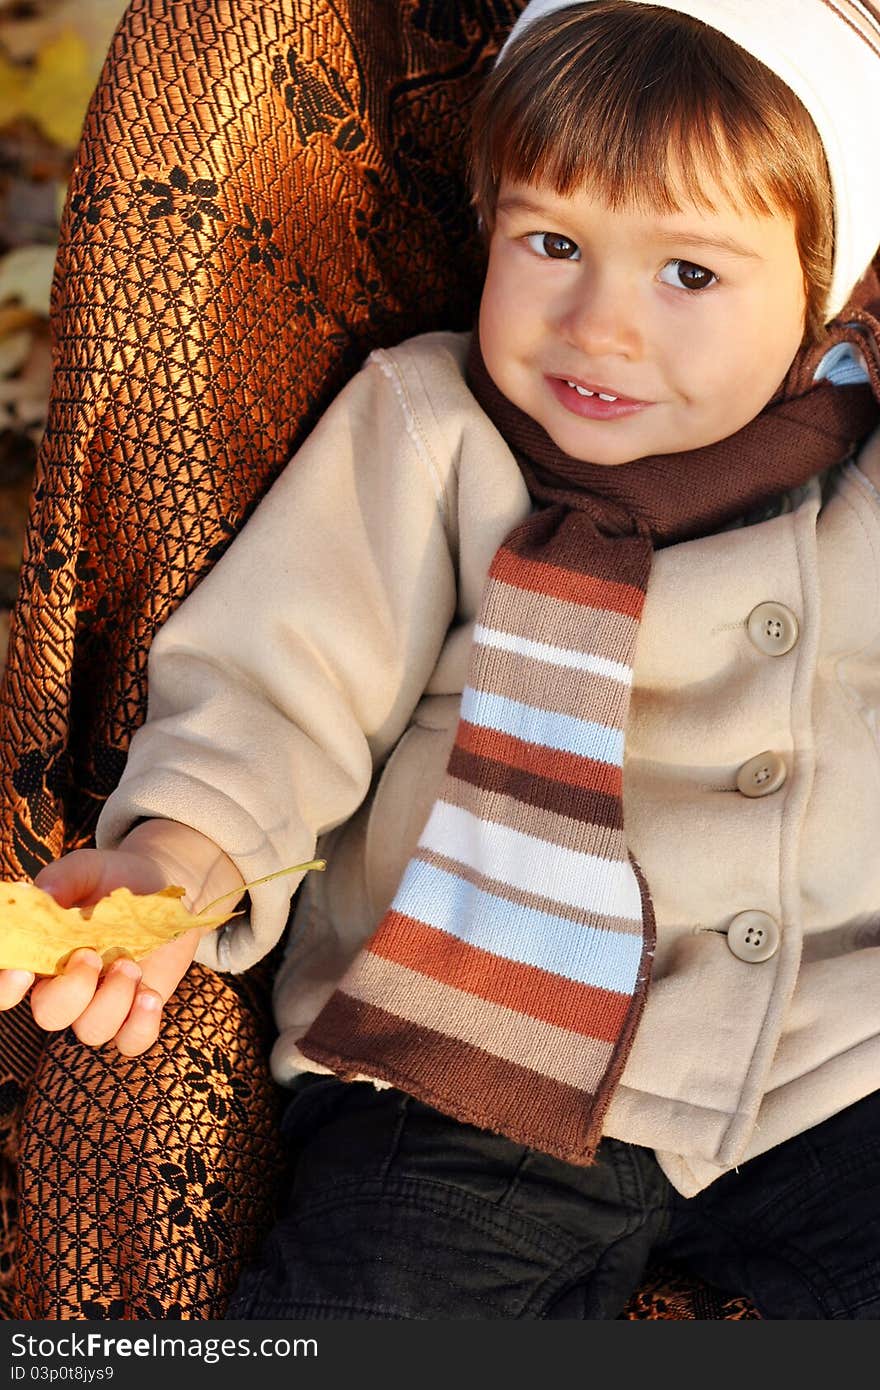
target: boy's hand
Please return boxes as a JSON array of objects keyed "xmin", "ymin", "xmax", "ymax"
[
  {"xmin": 11, "ymin": 931, "xmax": 199, "ymax": 1056},
  {"xmin": 0, "ymin": 844, "xmax": 205, "ymax": 1055},
  {"xmin": 0, "ymin": 822, "xmax": 244, "ymax": 1054}
]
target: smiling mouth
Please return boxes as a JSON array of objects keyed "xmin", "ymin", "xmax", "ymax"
[
  {"xmin": 560, "ymin": 376, "xmax": 647, "ymax": 406},
  {"xmin": 548, "ymin": 375, "xmax": 654, "ymax": 419}
]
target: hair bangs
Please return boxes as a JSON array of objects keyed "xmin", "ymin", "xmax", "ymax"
[{"xmin": 488, "ymin": 80, "xmax": 782, "ymax": 220}]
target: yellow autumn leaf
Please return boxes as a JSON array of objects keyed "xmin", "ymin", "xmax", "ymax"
[
  {"xmin": 24, "ymin": 29, "xmax": 94, "ymax": 150},
  {"xmin": 0, "ymin": 52, "xmax": 28, "ymax": 131},
  {"xmin": 0, "ymin": 882, "xmax": 239, "ymax": 976},
  {"xmin": 0, "ymin": 0, "xmax": 129, "ymax": 67},
  {"xmin": 0, "ymin": 858, "xmax": 326, "ymax": 976}
]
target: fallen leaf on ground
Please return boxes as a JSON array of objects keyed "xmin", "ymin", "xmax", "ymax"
[
  {"xmin": 0, "ymin": 0, "xmax": 129, "ymax": 67},
  {"xmin": 0, "ymin": 882, "xmax": 239, "ymax": 975},
  {"xmin": 25, "ymin": 29, "xmax": 94, "ymax": 150},
  {"xmin": 0, "ymin": 325, "xmax": 52, "ymax": 446},
  {"xmin": 0, "ymin": 245, "xmax": 56, "ymax": 315}
]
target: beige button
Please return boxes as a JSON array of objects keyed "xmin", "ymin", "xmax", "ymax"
[
  {"xmin": 726, "ymin": 911, "xmax": 780, "ymax": 963},
  {"xmin": 736, "ymin": 751, "xmax": 787, "ymax": 798},
  {"xmin": 747, "ymin": 602, "xmax": 799, "ymax": 656}
]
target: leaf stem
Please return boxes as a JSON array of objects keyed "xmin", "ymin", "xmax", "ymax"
[{"xmin": 200, "ymin": 859, "xmax": 326, "ymax": 915}]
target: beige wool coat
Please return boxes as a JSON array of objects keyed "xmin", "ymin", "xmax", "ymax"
[{"xmin": 98, "ymin": 331, "xmax": 880, "ymax": 1197}]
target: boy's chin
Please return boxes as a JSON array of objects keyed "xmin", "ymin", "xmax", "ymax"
[{"xmin": 542, "ymin": 423, "xmax": 648, "ymax": 467}]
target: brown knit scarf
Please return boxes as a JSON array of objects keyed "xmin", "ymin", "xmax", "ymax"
[{"xmin": 299, "ymin": 268, "xmax": 880, "ymax": 1165}]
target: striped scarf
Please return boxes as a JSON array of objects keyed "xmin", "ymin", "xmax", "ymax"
[{"xmin": 300, "ymin": 282, "xmax": 880, "ymax": 1165}]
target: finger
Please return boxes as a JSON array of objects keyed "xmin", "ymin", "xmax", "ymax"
[
  {"xmin": 34, "ymin": 851, "xmax": 106, "ymax": 909},
  {"xmin": 29, "ymin": 949, "xmax": 103, "ymax": 1031},
  {"xmin": 138, "ymin": 927, "xmax": 201, "ymax": 1000},
  {"xmin": 112, "ymin": 986, "xmax": 164, "ymax": 1057},
  {"xmin": 0, "ymin": 969, "xmax": 35, "ymax": 1011},
  {"xmin": 37, "ymin": 849, "xmax": 172, "ymax": 909},
  {"xmin": 109, "ymin": 928, "xmax": 200, "ymax": 1057},
  {"xmin": 71, "ymin": 957, "xmax": 142, "ymax": 1048}
]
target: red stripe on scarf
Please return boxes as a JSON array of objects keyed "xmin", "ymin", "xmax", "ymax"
[
  {"xmin": 367, "ymin": 911, "xmax": 633, "ymax": 1041},
  {"xmin": 456, "ymin": 719, "xmax": 623, "ymax": 795},
  {"xmin": 489, "ymin": 546, "xmax": 645, "ymax": 618}
]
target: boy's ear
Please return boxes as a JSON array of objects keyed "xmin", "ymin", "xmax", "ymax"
[
  {"xmin": 473, "ymin": 204, "xmax": 492, "ymax": 244},
  {"xmin": 472, "ymin": 211, "xmax": 488, "ymax": 246}
]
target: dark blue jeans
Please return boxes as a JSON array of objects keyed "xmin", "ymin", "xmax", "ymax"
[{"xmin": 227, "ymin": 1076, "xmax": 880, "ymax": 1319}]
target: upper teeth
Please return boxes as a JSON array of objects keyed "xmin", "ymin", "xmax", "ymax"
[{"xmin": 567, "ymin": 381, "xmax": 618, "ymax": 401}]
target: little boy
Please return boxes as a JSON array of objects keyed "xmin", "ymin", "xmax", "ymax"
[{"xmin": 3, "ymin": 0, "xmax": 880, "ymax": 1317}]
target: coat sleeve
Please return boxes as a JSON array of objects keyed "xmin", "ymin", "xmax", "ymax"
[{"xmin": 96, "ymin": 348, "xmax": 458, "ymax": 972}]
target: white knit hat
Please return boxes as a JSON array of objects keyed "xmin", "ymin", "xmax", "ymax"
[{"xmin": 500, "ymin": 0, "xmax": 880, "ymax": 318}]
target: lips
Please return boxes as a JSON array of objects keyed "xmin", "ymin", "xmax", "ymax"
[
  {"xmin": 547, "ymin": 374, "xmax": 654, "ymax": 421},
  {"xmin": 558, "ymin": 375, "xmax": 646, "ymax": 406}
]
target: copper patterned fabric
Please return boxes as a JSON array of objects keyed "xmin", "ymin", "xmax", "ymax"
[
  {"xmin": 14, "ymin": 958, "xmax": 285, "ymax": 1320},
  {"xmin": 619, "ymin": 1268, "xmax": 760, "ymax": 1321},
  {"xmin": 0, "ymin": 0, "xmax": 757, "ymax": 1319}
]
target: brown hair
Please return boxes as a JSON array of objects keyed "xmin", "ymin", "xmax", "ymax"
[{"xmin": 470, "ymin": 2, "xmax": 834, "ymax": 341}]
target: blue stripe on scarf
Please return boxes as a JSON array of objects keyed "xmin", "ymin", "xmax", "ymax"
[
  {"xmin": 460, "ymin": 687, "xmax": 625, "ymax": 766},
  {"xmin": 393, "ymin": 857, "xmax": 642, "ymax": 994}
]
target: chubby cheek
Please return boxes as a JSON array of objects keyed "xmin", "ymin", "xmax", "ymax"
[
  {"xmin": 729, "ymin": 277, "xmax": 805, "ymax": 397},
  {"xmin": 477, "ymin": 290, "xmax": 502, "ymax": 376},
  {"xmin": 478, "ymin": 240, "xmax": 545, "ymax": 383},
  {"xmin": 478, "ymin": 259, "xmax": 517, "ymax": 372},
  {"xmin": 679, "ymin": 309, "xmax": 802, "ymax": 441},
  {"xmin": 731, "ymin": 334, "xmax": 801, "ymax": 424}
]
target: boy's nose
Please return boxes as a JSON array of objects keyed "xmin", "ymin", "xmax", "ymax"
[{"xmin": 557, "ymin": 274, "xmax": 643, "ymax": 360}]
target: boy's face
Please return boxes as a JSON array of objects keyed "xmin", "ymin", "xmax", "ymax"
[{"xmin": 478, "ymin": 171, "xmax": 808, "ymax": 466}]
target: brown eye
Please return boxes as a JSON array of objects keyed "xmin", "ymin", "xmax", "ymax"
[
  {"xmin": 527, "ymin": 232, "xmax": 581, "ymax": 260},
  {"xmin": 659, "ymin": 258, "xmax": 718, "ymax": 291}
]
